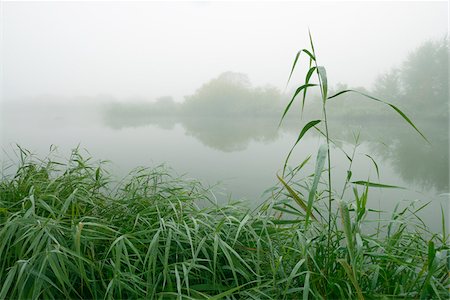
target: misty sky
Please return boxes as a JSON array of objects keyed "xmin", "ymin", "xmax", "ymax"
[{"xmin": 1, "ymin": 1, "xmax": 448, "ymax": 102}]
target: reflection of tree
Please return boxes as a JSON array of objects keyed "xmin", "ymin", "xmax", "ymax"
[
  {"xmin": 355, "ymin": 38, "xmax": 448, "ymax": 191},
  {"xmin": 386, "ymin": 122, "xmax": 448, "ymax": 192},
  {"xmin": 180, "ymin": 116, "xmax": 280, "ymax": 152},
  {"xmin": 325, "ymin": 119, "xmax": 449, "ymax": 193},
  {"xmin": 177, "ymin": 72, "xmax": 288, "ymax": 151},
  {"xmin": 101, "ymin": 72, "xmax": 290, "ymax": 150},
  {"xmin": 103, "ymin": 115, "xmax": 177, "ymax": 130}
]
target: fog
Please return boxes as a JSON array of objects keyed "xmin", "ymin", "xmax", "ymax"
[{"xmin": 1, "ymin": 1, "xmax": 447, "ymax": 102}]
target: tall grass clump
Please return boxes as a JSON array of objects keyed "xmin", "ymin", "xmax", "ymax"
[
  {"xmin": 0, "ymin": 34, "xmax": 449, "ymax": 299},
  {"xmin": 276, "ymin": 31, "xmax": 448, "ymax": 298},
  {"xmin": 0, "ymin": 147, "xmax": 288, "ymax": 299}
]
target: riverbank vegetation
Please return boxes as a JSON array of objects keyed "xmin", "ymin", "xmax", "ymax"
[{"xmin": 0, "ymin": 146, "xmax": 448, "ymax": 299}]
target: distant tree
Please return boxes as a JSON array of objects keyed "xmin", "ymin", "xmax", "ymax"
[
  {"xmin": 373, "ymin": 38, "xmax": 448, "ymax": 119},
  {"xmin": 373, "ymin": 69, "xmax": 402, "ymax": 101},
  {"xmin": 182, "ymin": 72, "xmax": 283, "ymax": 117},
  {"xmin": 152, "ymin": 96, "xmax": 179, "ymax": 115}
]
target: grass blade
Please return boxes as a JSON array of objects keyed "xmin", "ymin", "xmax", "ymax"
[
  {"xmin": 282, "ymin": 120, "xmax": 321, "ymax": 175},
  {"xmin": 306, "ymin": 144, "xmax": 327, "ymax": 227},
  {"xmin": 317, "ymin": 66, "xmax": 328, "ymax": 101},
  {"xmin": 364, "ymin": 154, "xmax": 380, "ymax": 180},
  {"xmin": 279, "ymin": 84, "xmax": 318, "ymax": 126},
  {"xmin": 339, "ymin": 200, "xmax": 355, "ymax": 262},
  {"xmin": 287, "ymin": 49, "xmax": 316, "ymax": 86},
  {"xmin": 327, "ymin": 89, "xmax": 429, "ymax": 143},
  {"xmin": 302, "ymin": 271, "xmax": 310, "ymax": 300},
  {"xmin": 277, "ymin": 174, "xmax": 317, "ymax": 221},
  {"xmin": 352, "ymin": 181, "xmax": 404, "ymax": 189},
  {"xmin": 337, "ymin": 259, "xmax": 364, "ymax": 300},
  {"xmin": 301, "ymin": 66, "xmax": 317, "ymax": 115}
]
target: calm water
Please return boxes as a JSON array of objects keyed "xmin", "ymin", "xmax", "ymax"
[{"xmin": 1, "ymin": 102, "xmax": 448, "ymax": 232}]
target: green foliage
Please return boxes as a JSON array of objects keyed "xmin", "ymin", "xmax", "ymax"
[
  {"xmin": 277, "ymin": 32, "xmax": 449, "ymax": 299},
  {"xmin": 0, "ymin": 148, "xmax": 448, "ymax": 299}
]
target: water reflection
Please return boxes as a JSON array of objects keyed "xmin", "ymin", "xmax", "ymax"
[
  {"xmin": 101, "ymin": 72, "xmax": 289, "ymax": 151},
  {"xmin": 325, "ymin": 119, "xmax": 449, "ymax": 193},
  {"xmin": 103, "ymin": 107, "xmax": 448, "ymax": 193},
  {"xmin": 181, "ymin": 117, "xmax": 280, "ymax": 152},
  {"xmin": 103, "ymin": 112, "xmax": 284, "ymax": 152},
  {"xmin": 100, "ymin": 38, "xmax": 448, "ymax": 192},
  {"xmin": 387, "ymin": 126, "xmax": 448, "ymax": 192}
]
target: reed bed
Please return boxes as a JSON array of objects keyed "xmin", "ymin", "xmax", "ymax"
[{"xmin": 0, "ymin": 146, "xmax": 448, "ymax": 299}]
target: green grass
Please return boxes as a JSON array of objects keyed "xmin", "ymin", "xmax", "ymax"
[
  {"xmin": 1, "ymin": 34, "xmax": 449, "ymax": 299},
  {"xmin": 0, "ymin": 147, "xmax": 448, "ymax": 299}
]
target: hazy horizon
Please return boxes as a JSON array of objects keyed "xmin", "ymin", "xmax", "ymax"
[{"xmin": 1, "ymin": 1, "xmax": 448, "ymax": 102}]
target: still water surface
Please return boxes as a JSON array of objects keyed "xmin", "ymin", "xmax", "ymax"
[{"xmin": 1, "ymin": 104, "xmax": 448, "ymax": 232}]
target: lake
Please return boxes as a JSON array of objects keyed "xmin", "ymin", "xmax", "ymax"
[{"xmin": 1, "ymin": 101, "xmax": 448, "ymax": 233}]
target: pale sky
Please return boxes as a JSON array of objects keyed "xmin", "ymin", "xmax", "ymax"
[{"xmin": 1, "ymin": 1, "xmax": 448, "ymax": 102}]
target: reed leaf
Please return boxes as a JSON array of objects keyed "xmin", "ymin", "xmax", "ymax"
[
  {"xmin": 279, "ymin": 84, "xmax": 318, "ymax": 126},
  {"xmin": 306, "ymin": 144, "xmax": 327, "ymax": 227},
  {"xmin": 277, "ymin": 174, "xmax": 317, "ymax": 221},
  {"xmin": 327, "ymin": 89, "xmax": 429, "ymax": 143},
  {"xmin": 352, "ymin": 181, "xmax": 404, "ymax": 189},
  {"xmin": 301, "ymin": 66, "xmax": 317, "ymax": 114},
  {"xmin": 337, "ymin": 259, "xmax": 364, "ymax": 300},
  {"xmin": 282, "ymin": 119, "xmax": 321, "ymax": 175},
  {"xmin": 317, "ymin": 66, "xmax": 328, "ymax": 101},
  {"xmin": 287, "ymin": 49, "xmax": 316, "ymax": 86}
]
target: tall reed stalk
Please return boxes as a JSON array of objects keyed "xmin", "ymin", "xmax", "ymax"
[{"xmin": 279, "ymin": 30, "xmax": 431, "ymax": 293}]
